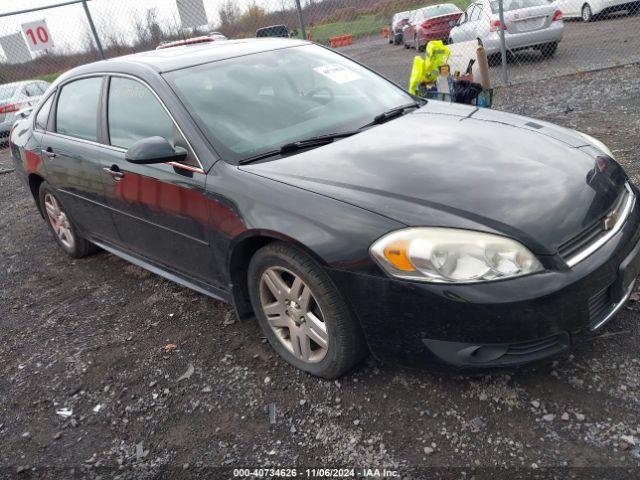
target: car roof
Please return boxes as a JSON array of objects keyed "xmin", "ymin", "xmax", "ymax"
[
  {"xmin": 1, "ymin": 81, "xmax": 28, "ymax": 88},
  {"xmin": 257, "ymin": 24, "xmax": 287, "ymax": 30},
  {"xmin": 61, "ymin": 38, "xmax": 309, "ymax": 79}
]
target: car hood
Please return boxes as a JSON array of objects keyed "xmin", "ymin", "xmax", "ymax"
[{"xmin": 240, "ymin": 102, "xmax": 627, "ymax": 255}]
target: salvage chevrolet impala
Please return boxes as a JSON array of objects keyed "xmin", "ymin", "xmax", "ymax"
[{"xmin": 10, "ymin": 38, "xmax": 640, "ymax": 378}]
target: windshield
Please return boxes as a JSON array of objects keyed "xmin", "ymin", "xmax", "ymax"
[
  {"xmin": 166, "ymin": 44, "xmax": 413, "ymax": 163},
  {"xmin": 490, "ymin": 0, "xmax": 547, "ymax": 13},
  {"xmin": 0, "ymin": 83, "xmax": 18, "ymax": 102}
]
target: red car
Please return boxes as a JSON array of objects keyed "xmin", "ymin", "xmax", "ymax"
[{"xmin": 403, "ymin": 3, "xmax": 463, "ymax": 51}]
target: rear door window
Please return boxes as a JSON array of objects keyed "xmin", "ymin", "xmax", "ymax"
[
  {"xmin": 55, "ymin": 77, "xmax": 102, "ymax": 142},
  {"xmin": 463, "ymin": 4, "xmax": 477, "ymax": 22},
  {"xmin": 470, "ymin": 4, "xmax": 483, "ymax": 21},
  {"xmin": 490, "ymin": 0, "xmax": 548, "ymax": 13},
  {"xmin": 25, "ymin": 83, "xmax": 42, "ymax": 97}
]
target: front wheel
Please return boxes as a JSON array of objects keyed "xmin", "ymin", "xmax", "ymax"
[
  {"xmin": 248, "ymin": 242, "xmax": 367, "ymax": 379},
  {"xmin": 39, "ymin": 181, "xmax": 97, "ymax": 258},
  {"xmin": 582, "ymin": 3, "xmax": 593, "ymax": 21}
]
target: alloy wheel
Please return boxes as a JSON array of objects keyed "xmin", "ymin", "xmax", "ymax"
[
  {"xmin": 44, "ymin": 193, "xmax": 75, "ymax": 250},
  {"xmin": 582, "ymin": 4, "xmax": 592, "ymax": 21},
  {"xmin": 259, "ymin": 266, "xmax": 328, "ymax": 363}
]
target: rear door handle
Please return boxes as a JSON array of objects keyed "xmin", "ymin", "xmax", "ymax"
[
  {"xmin": 42, "ymin": 147, "xmax": 57, "ymax": 158},
  {"xmin": 103, "ymin": 166, "xmax": 124, "ymax": 181}
]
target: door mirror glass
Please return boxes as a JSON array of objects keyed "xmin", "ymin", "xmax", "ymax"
[{"xmin": 125, "ymin": 136, "xmax": 188, "ymax": 165}]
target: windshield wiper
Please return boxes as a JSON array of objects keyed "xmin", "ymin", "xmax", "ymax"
[
  {"xmin": 361, "ymin": 102, "xmax": 422, "ymax": 129},
  {"xmin": 239, "ymin": 130, "xmax": 361, "ymax": 165},
  {"xmin": 239, "ymin": 103, "xmax": 423, "ymax": 165}
]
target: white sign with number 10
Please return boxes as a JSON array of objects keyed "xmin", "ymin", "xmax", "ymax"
[{"xmin": 22, "ymin": 19, "xmax": 54, "ymax": 52}]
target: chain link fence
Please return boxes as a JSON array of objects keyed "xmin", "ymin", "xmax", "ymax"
[{"xmin": 1, "ymin": 0, "xmax": 639, "ymax": 145}]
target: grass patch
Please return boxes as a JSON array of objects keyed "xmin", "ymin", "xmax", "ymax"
[
  {"xmin": 37, "ymin": 72, "xmax": 61, "ymax": 83},
  {"xmin": 310, "ymin": 15, "xmax": 386, "ymax": 44}
]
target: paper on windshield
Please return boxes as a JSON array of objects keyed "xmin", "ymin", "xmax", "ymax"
[{"xmin": 314, "ymin": 64, "xmax": 362, "ymax": 85}]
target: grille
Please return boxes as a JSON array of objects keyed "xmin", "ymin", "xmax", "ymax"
[
  {"xmin": 558, "ymin": 219, "xmax": 605, "ymax": 260},
  {"xmin": 558, "ymin": 187, "xmax": 630, "ymax": 262},
  {"xmin": 588, "ymin": 286, "xmax": 613, "ymax": 327}
]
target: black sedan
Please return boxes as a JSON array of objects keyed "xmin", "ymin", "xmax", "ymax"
[{"xmin": 10, "ymin": 38, "xmax": 640, "ymax": 378}]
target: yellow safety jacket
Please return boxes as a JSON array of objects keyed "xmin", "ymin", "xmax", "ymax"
[{"xmin": 408, "ymin": 40, "xmax": 451, "ymax": 95}]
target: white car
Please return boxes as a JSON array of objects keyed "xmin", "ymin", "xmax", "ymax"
[
  {"xmin": 449, "ymin": 0, "xmax": 564, "ymax": 58},
  {"xmin": 1, "ymin": 80, "xmax": 50, "ymax": 146},
  {"xmin": 555, "ymin": 0, "xmax": 638, "ymax": 21}
]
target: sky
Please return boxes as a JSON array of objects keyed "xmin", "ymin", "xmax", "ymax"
[{"xmin": 0, "ymin": 0, "xmax": 269, "ymax": 62}]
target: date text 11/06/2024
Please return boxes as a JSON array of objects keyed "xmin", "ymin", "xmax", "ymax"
[{"xmin": 232, "ymin": 468, "xmax": 400, "ymax": 478}]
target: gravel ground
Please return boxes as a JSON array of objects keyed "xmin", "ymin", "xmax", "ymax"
[
  {"xmin": 340, "ymin": 14, "xmax": 640, "ymax": 87},
  {"xmin": 1, "ymin": 65, "xmax": 640, "ymax": 479}
]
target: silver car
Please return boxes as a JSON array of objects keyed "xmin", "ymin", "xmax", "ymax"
[
  {"xmin": 1, "ymin": 80, "xmax": 50, "ymax": 145},
  {"xmin": 449, "ymin": 0, "xmax": 564, "ymax": 58}
]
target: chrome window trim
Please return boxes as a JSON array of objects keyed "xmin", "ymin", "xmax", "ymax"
[
  {"xmin": 32, "ymin": 91, "xmax": 56, "ymax": 133},
  {"xmin": 43, "ymin": 72, "xmax": 205, "ymax": 173},
  {"xmin": 566, "ymin": 183, "xmax": 636, "ymax": 268}
]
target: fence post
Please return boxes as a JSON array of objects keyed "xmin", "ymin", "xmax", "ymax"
[
  {"xmin": 497, "ymin": 0, "xmax": 508, "ymax": 85},
  {"xmin": 82, "ymin": 0, "xmax": 104, "ymax": 59},
  {"xmin": 294, "ymin": 0, "xmax": 307, "ymax": 40}
]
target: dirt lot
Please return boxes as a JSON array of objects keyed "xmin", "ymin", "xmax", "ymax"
[{"xmin": 1, "ymin": 65, "xmax": 640, "ymax": 479}]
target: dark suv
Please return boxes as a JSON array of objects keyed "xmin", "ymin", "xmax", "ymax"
[{"xmin": 256, "ymin": 25, "xmax": 289, "ymax": 38}]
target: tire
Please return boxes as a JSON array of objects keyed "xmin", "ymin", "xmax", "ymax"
[
  {"xmin": 540, "ymin": 42, "xmax": 558, "ymax": 58},
  {"xmin": 38, "ymin": 181, "xmax": 97, "ymax": 258},
  {"xmin": 488, "ymin": 53, "xmax": 502, "ymax": 67},
  {"xmin": 248, "ymin": 242, "xmax": 367, "ymax": 379},
  {"xmin": 582, "ymin": 3, "xmax": 593, "ymax": 21}
]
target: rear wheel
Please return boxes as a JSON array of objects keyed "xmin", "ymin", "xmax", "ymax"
[
  {"xmin": 39, "ymin": 182, "xmax": 97, "ymax": 258},
  {"xmin": 540, "ymin": 42, "xmax": 558, "ymax": 58},
  {"xmin": 248, "ymin": 242, "xmax": 367, "ymax": 379},
  {"xmin": 582, "ymin": 3, "xmax": 593, "ymax": 21},
  {"xmin": 488, "ymin": 53, "xmax": 502, "ymax": 67}
]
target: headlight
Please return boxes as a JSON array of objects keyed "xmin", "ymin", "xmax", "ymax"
[
  {"xmin": 370, "ymin": 228, "xmax": 543, "ymax": 283},
  {"xmin": 576, "ymin": 131, "xmax": 614, "ymax": 159}
]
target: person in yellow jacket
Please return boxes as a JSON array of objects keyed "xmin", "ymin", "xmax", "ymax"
[{"xmin": 409, "ymin": 40, "xmax": 450, "ymax": 95}]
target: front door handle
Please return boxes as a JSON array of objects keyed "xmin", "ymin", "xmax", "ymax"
[
  {"xmin": 42, "ymin": 147, "xmax": 57, "ymax": 159},
  {"xmin": 103, "ymin": 165, "xmax": 124, "ymax": 181}
]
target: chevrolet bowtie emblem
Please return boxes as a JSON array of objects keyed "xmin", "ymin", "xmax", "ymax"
[{"xmin": 603, "ymin": 212, "xmax": 619, "ymax": 231}]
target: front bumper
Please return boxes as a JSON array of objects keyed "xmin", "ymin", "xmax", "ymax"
[{"xmin": 328, "ymin": 191, "xmax": 640, "ymax": 368}]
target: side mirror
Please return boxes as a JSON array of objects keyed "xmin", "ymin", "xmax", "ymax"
[
  {"xmin": 16, "ymin": 107, "xmax": 34, "ymax": 119},
  {"xmin": 125, "ymin": 136, "xmax": 188, "ymax": 165}
]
